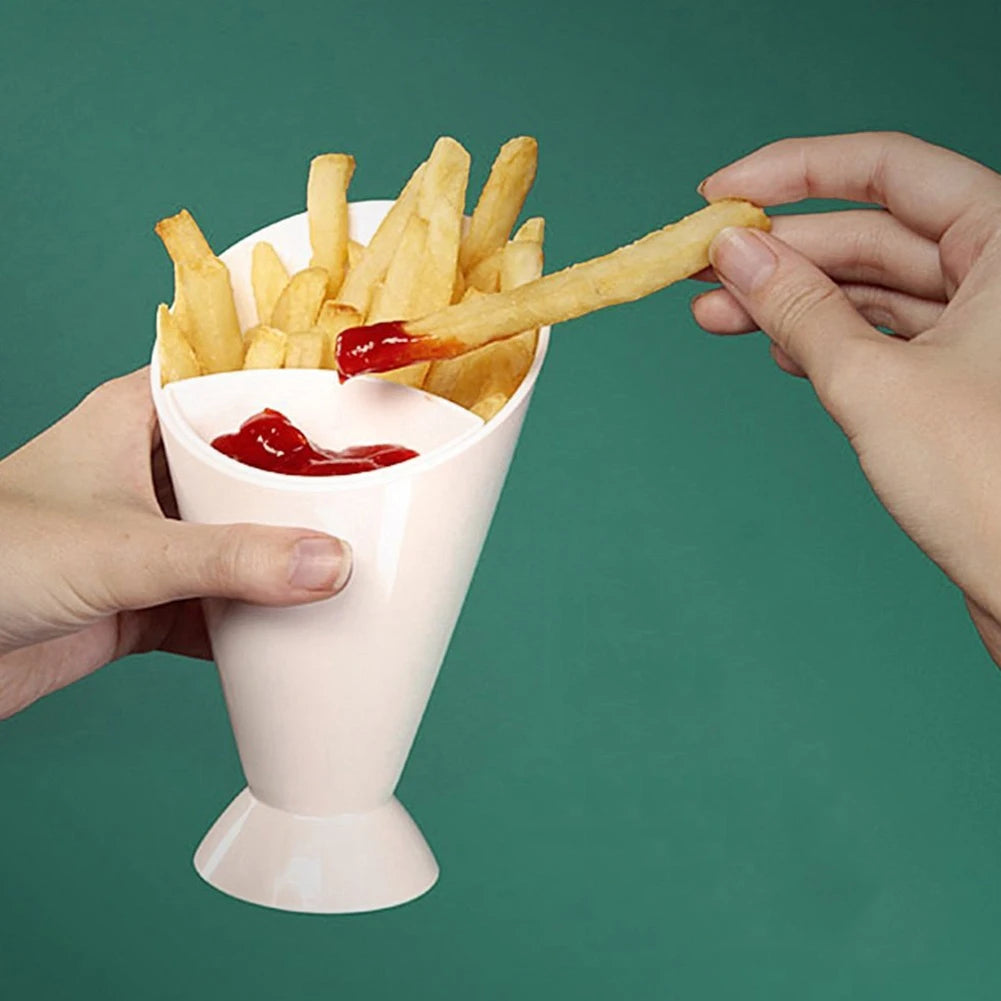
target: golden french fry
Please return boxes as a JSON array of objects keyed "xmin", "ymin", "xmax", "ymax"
[
  {"xmin": 459, "ymin": 136, "xmax": 538, "ymax": 273},
  {"xmin": 371, "ymin": 137, "xmax": 469, "ymax": 387},
  {"xmin": 367, "ymin": 215, "xmax": 428, "ymax": 323},
  {"xmin": 470, "ymin": 392, "xmax": 507, "ymax": 422},
  {"xmin": 308, "ymin": 153, "xmax": 355, "ymax": 297},
  {"xmin": 339, "ymin": 160, "xmax": 426, "ymax": 317},
  {"xmin": 316, "ymin": 301, "xmax": 363, "ymax": 369},
  {"xmin": 411, "ymin": 136, "xmax": 470, "ymax": 316},
  {"xmin": 337, "ymin": 199, "xmax": 770, "ymax": 376},
  {"xmin": 461, "ymin": 211, "xmax": 542, "ymax": 296},
  {"xmin": 171, "ymin": 263, "xmax": 191, "ymax": 332},
  {"xmin": 465, "ymin": 246, "xmax": 502, "ymax": 293},
  {"xmin": 176, "ymin": 257, "xmax": 244, "ymax": 373},
  {"xmin": 270, "ymin": 266, "xmax": 328, "ymax": 332},
  {"xmin": 473, "ymin": 235, "xmax": 545, "ymax": 408},
  {"xmin": 284, "ymin": 330, "xmax": 324, "ymax": 368},
  {"xmin": 155, "ymin": 209, "xmax": 214, "ymax": 269},
  {"xmin": 423, "ymin": 240, "xmax": 541, "ymax": 410},
  {"xmin": 500, "ymin": 238, "xmax": 544, "ymax": 293},
  {"xmin": 251, "ymin": 241, "xmax": 289, "ymax": 326},
  {"xmin": 514, "ymin": 216, "xmax": 545, "ymax": 243},
  {"xmin": 367, "ymin": 215, "xmax": 430, "ymax": 387},
  {"xmin": 316, "ymin": 300, "xmax": 363, "ymax": 334},
  {"xmin": 347, "ymin": 239, "xmax": 364, "ymax": 269},
  {"xmin": 156, "ymin": 303, "xmax": 202, "ymax": 385},
  {"xmin": 243, "ymin": 325, "xmax": 288, "ymax": 369}
]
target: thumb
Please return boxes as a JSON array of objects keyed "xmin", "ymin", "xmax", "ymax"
[
  {"xmin": 708, "ymin": 226, "xmax": 884, "ymax": 412},
  {"xmin": 97, "ymin": 520, "xmax": 353, "ymax": 612}
]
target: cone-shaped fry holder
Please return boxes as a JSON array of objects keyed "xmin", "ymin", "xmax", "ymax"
[{"xmin": 151, "ymin": 202, "xmax": 549, "ymax": 913}]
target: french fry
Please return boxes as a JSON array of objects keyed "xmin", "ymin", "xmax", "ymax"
[
  {"xmin": 366, "ymin": 214, "xmax": 430, "ymax": 387},
  {"xmin": 500, "ymin": 238, "xmax": 544, "ymax": 292},
  {"xmin": 465, "ymin": 219, "xmax": 544, "ymax": 293},
  {"xmin": 347, "ymin": 239, "xmax": 364, "ymax": 269},
  {"xmin": 176, "ymin": 257, "xmax": 245, "ymax": 372},
  {"xmin": 156, "ymin": 208, "xmax": 244, "ymax": 373},
  {"xmin": 423, "ymin": 239, "xmax": 541, "ymax": 410},
  {"xmin": 338, "ymin": 160, "xmax": 426, "ymax": 317},
  {"xmin": 514, "ymin": 216, "xmax": 545, "ymax": 243},
  {"xmin": 171, "ymin": 263, "xmax": 191, "ymax": 332},
  {"xmin": 337, "ymin": 199, "xmax": 770, "ymax": 377},
  {"xmin": 371, "ymin": 138, "xmax": 470, "ymax": 388},
  {"xmin": 411, "ymin": 136, "xmax": 470, "ymax": 316},
  {"xmin": 470, "ymin": 235, "xmax": 544, "ymax": 408},
  {"xmin": 243, "ymin": 325, "xmax": 288, "ymax": 369},
  {"xmin": 459, "ymin": 136, "xmax": 538, "ymax": 274},
  {"xmin": 284, "ymin": 330, "xmax": 325, "ymax": 369},
  {"xmin": 465, "ymin": 246, "xmax": 502, "ymax": 293},
  {"xmin": 308, "ymin": 154, "xmax": 355, "ymax": 297},
  {"xmin": 470, "ymin": 392, "xmax": 507, "ymax": 422},
  {"xmin": 367, "ymin": 215, "xmax": 428, "ymax": 323},
  {"xmin": 317, "ymin": 299, "xmax": 363, "ymax": 334},
  {"xmin": 270, "ymin": 267, "xmax": 328, "ymax": 333},
  {"xmin": 251, "ymin": 241, "xmax": 289, "ymax": 326},
  {"xmin": 155, "ymin": 209, "xmax": 214, "ymax": 269},
  {"xmin": 156, "ymin": 303, "xmax": 202, "ymax": 385},
  {"xmin": 316, "ymin": 301, "xmax": 362, "ymax": 369}
]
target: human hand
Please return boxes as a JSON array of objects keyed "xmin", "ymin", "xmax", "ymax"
[
  {"xmin": 0, "ymin": 369, "xmax": 352, "ymax": 718},
  {"xmin": 691, "ymin": 131, "xmax": 1001, "ymax": 664}
]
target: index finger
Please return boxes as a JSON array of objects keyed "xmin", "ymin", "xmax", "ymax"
[{"xmin": 699, "ymin": 131, "xmax": 1001, "ymax": 241}]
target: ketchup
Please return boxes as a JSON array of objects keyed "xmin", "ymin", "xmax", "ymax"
[
  {"xmin": 211, "ymin": 409, "xmax": 418, "ymax": 476},
  {"xmin": 335, "ymin": 321, "xmax": 458, "ymax": 379}
]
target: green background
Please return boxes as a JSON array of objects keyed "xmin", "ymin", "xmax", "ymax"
[{"xmin": 2, "ymin": 0, "xmax": 1001, "ymax": 997}]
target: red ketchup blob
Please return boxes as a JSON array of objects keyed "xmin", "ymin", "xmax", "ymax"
[
  {"xmin": 335, "ymin": 321, "xmax": 459, "ymax": 379},
  {"xmin": 211, "ymin": 409, "xmax": 419, "ymax": 476}
]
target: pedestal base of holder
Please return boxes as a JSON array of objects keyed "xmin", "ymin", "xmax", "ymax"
[{"xmin": 193, "ymin": 789, "xmax": 439, "ymax": 913}]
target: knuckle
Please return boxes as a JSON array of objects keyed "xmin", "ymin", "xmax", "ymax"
[
  {"xmin": 205, "ymin": 525, "xmax": 253, "ymax": 590},
  {"xmin": 940, "ymin": 204, "xmax": 1001, "ymax": 289},
  {"xmin": 873, "ymin": 129, "xmax": 910, "ymax": 146},
  {"xmin": 771, "ymin": 280, "xmax": 842, "ymax": 343},
  {"xmin": 852, "ymin": 215, "xmax": 891, "ymax": 280}
]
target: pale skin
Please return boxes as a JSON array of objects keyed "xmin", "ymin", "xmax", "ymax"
[
  {"xmin": 0, "ymin": 369, "xmax": 352, "ymax": 719},
  {"xmin": 692, "ymin": 131, "xmax": 1001, "ymax": 666}
]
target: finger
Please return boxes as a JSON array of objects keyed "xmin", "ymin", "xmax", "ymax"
[
  {"xmin": 3, "ymin": 368, "xmax": 157, "ymax": 502},
  {"xmin": 707, "ymin": 226, "xmax": 885, "ymax": 414},
  {"xmin": 770, "ymin": 342, "xmax": 808, "ymax": 378},
  {"xmin": 691, "ymin": 286, "xmax": 752, "ymax": 332},
  {"xmin": 116, "ymin": 600, "xmax": 213, "ymax": 661},
  {"xmin": 690, "ymin": 266, "xmax": 717, "ymax": 283},
  {"xmin": 89, "ymin": 521, "xmax": 354, "ymax": 613},
  {"xmin": 151, "ymin": 438, "xmax": 179, "ymax": 519},
  {"xmin": 699, "ymin": 132, "xmax": 1001, "ymax": 242},
  {"xmin": 693, "ymin": 283, "xmax": 944, "ymax": 339},
  {"xmin": 769, "ymin": 210, "xmax": 947, "ymax": 300},
  {"xmin": 839, "ymin": 283, "xmax": 945, "ymax": 337}
]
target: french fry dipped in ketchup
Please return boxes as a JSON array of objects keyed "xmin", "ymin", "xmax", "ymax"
[{"xmin": 335, "ymin": 198, "xmax": 769, "ymax": 378}]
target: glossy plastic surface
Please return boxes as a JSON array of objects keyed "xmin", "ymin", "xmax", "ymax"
[{"xmin": 151, "ymin": 201, "xmax": 549, "ymax": 913}]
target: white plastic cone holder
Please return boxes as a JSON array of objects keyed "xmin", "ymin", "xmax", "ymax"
[{"xmin": 151, "ymin": 201, "xmax": 549, "ymax": 913}]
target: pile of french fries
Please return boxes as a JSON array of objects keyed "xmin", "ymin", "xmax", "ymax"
[{"xmin": 155, "ymin": 136, "xmax": 544, "ymax": 421}]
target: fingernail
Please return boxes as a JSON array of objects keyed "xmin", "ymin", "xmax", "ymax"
[
  {"xmin": 696, "ymin": 178, "xmax": 709, "ymax": 197},
  {"xmin": 289, "ymin": 537, "xmax": 353, "ymax": 592},
  {"xmin": 709, "ymin": 227, "xmax": 777, "ymax": 295}
]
